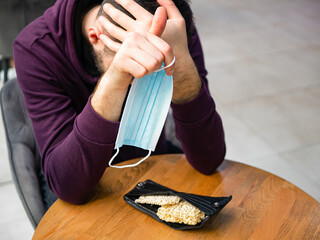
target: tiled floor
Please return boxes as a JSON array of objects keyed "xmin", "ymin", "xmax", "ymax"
[
  {"xmin": 1, "ymin": 0, "xmax": 319, "ymax": 239},
  {"xmin": 192, "ymin": 0, "xmax": 320, "ymax": 201}
]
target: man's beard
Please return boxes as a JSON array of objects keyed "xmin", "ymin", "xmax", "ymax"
[{"xmin": 91, "ymin": 46, "xmax": 115, "ymax": 74}]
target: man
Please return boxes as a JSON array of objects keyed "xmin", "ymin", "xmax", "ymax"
[{"xmin": 13, "ymin": 0, "xmax": 226, "ymax": 205}]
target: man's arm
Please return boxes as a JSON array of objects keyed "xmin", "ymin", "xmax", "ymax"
[
  {"xmin": 172, "ymin": 25, "xmax": 226, "ymax": 174},
  {"xmin": 13, "ymin": 35, "xmax": 119, "ymax": 204},
  {"xmin": 91, "ymin": 3, "xmax": 173, "ymax": 122},
  {"xmin": 13, "ymin": 2, "xmax": 174, "ymax": 204},
  {"xmin": 158, "ymin": 0, "xmax": 225, "ymax": 174},
  {"xmin": 102, "ymin": 0, "xmax": 226, "ymax": 174}
]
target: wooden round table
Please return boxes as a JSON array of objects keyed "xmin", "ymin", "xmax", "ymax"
[{"xmin": 33, "ymin": 154, "xmax": 320, "ymax": 239}]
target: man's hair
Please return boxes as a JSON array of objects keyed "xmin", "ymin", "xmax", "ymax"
[{"xmin": 97, "ymin": 0, "xmax": 194, "ymax": 40}]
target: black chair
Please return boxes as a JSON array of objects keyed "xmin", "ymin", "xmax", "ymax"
[
  {"xmin": 0, "ymin": 0, "xmax": 56, "ymax": 83},
  {"xmin": 0, "ymin": 57, "xmax": 10, "ymax": 83},
  {"xmin": 0, "ymin": 78, "xmax": 55, "ymax": 228}
]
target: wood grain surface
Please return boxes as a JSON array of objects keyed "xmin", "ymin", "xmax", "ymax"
[{"xmin": 33, "ymin": 154, "xmax": 320, "ymax": 240}]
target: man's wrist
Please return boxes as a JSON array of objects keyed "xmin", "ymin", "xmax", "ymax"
[
  {"xmin": 171, "ymin": 53, "xmax": 202, "ymax": 104},
  {"xmin": 91, "ymin": 72, "xmax": 128, "ymax": 122},
  {"xmin": 172, "ymin": 77, "xmax": 202, "ymax": 104}
]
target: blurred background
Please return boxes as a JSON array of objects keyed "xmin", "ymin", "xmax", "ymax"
[{"xmin": 0, "ymin": 0, "xmax": 319, "ymax": 238}]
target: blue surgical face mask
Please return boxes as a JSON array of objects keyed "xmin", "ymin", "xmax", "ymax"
[{"xmin": 108, "ymin": 58, "xmax": 175, "ymax": 168}]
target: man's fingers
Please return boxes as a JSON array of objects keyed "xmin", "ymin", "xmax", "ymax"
[
  {"xmin": 98, "ymin": 16, "xmax": 127, "ymax": 42},
  {"xmin": 116, "ymin": 50, "xmax": 159, "ymax": 79},
  {"xmin": 129, "ymin": 48, "xmax": 163, "ymax": 75},
  {"xmin": 134, "ymin": 33, "xmax": 175, "ymax": 75},
  {"xmin": 149, "ymin": 7, "xmax": 167, "ymax": 37},
  {"xmin": 103, "ymin": 3, "xmax": 136, "ymax": 31},
  {"xmin": 115, "ymin": 0, "xmax": 153, "ymax": 23},
  {"xmin": 146, "ymin": 33, "xmax": 174, "ymax": 74},
  {"xmin": 100, "ymin": 34, "xmax": 121, "ymax": 52},
  {"xmin": 135, "ymin": 37, "xmax": 165, "ymax": 65},
  {"xmin": 120, "ymin": 57, "xmax": 148, "ymax": 79},
  {"xmin": 157, "ymin": 0, "xmax": 182, "ymax": 19}
]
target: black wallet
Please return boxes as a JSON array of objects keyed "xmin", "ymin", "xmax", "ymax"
[{"xmin": 123, "ymin": 179, "xmax": 232, "ymax": 230}]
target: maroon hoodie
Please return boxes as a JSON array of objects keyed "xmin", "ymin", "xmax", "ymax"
[{"xmin": 13, "ymin": 0, "xmax": 226, "ymax": 204}]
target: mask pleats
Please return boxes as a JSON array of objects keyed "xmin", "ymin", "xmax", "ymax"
[
  {"xmin": 110, "ymin": 58, "xmax": 175, "ymax": 168},
  {"xmin": 114, "ymin": 62, "xmax": 173, "ymax": 152},
  {"xmin": 139, "ymin": 71, "xmax": 166, "ymax": 147}
]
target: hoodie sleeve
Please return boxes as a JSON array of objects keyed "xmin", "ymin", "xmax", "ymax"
[
  {"xmin": 13, "ymin": 35, "xmax": 118, "ymax": 204},
  {"xmin": 171, "ymin": 25, "xmax": 226, "ymax": 175}
]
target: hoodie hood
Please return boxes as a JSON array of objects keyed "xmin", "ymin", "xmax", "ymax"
[{"xmin": 44, "ymin": 0, "xmax": 102, "ymax": 84}]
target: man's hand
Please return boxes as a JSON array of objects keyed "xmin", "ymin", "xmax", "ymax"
[
  {"xmin": 98, "ymin": 3, "xmax": 174, "ymax": 88},
  {"xmin": 91, "ymin": 1, "xmax": 174, "ymax": 122},
  {"xmin": 157, "ymin": 0, "xmax": 202, "ymax": 104},
  {"xmin": 157, "ymin": 0, "xmax": 188, "ymax": 58},
  {"xmin": 101, "ymin": 0, "xmax": 202, "ymax": 104}
]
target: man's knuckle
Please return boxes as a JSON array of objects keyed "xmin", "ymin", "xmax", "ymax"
[
  {"xmin": 145, "ymin": 19, "xmax": 152, "ymax": 28},
  {"xmin": 121, "ymin": 0, "xmax": 131, "ymax": 8},
  {"xmin": 149, "ymin": 59, "xmax": 158, "ymax": 69},
  {"xmin": 163, "ymin": 44, "xmax": 172, "ymax": 55},
  {"xmin": 156, "ymin": 53, "xmax": 164, "ymax": 63},
  {"xmin": 121, "ymin": 40, "xmax": 129, "ymax": 48},
  {"xmin": 178, "ymin": 19, "xmax": 186, "ymax": 27},
  {"xmin": 112, "ymin": 10, "xmax": 121, "ymax": 19},
  {"xmin": 103, "ymin": 3, "xmax": 110, "ymax": 12},
  {"xmin": 136, "ymin": 68, "xmax": 147, "ymax": 78},
  {"xmin": 167, "ymin": 2, "xmax": 176, "ymax": 7},
  {"xmin": 107, "ymin": 24, "xmax": 115, "ymax": 34},
  {"xmin": 116, "ymin": 54, "xmax": 126, "ymax": 62},
  {"xmin": 128, "ymin": 32, "xmax": 139, "ymax": 40}
]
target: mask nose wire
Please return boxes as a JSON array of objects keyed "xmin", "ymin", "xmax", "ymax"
[
  {"xmin": 154, "ymin": 56, "xmax": 176, "ymax": 73},
  {"xmin": 109, "ymin": 149, "xmax": 152, "ymax": 169}
]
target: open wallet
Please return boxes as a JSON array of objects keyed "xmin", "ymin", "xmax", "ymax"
[{"xmin": 123, "ymin": 180, "xmax": 232, "ymax": 230}]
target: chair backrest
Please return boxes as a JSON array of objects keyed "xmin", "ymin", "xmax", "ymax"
[
  {"xmin": 0, "ymin": 78, "xmax": 45, "ymax": 228},
  {"xmin": 0, "ymin": 0, "xmax": 56, "ymax": 57}
]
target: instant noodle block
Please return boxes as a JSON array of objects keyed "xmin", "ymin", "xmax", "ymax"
[{"xmin": 123, "ymin": 180, "xmax": 232, "ymax": 230}]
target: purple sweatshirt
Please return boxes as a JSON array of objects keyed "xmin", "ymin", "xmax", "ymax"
[{"xmin": 13, "ymin": 0, "xmax": 226, "ymax": 204}]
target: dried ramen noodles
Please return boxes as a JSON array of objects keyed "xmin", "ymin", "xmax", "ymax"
[{"xmin": 135, "ymin": 195, "xmax": 205, "ymax": 225}]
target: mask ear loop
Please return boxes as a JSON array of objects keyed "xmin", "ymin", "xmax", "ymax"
[
  {"xmin": 109, "ymin": 149, "xmax": 152, "ymax": 169},
  {"xmin": 154, "ymin": 57, "xmax": 176, "ymax": 73}
]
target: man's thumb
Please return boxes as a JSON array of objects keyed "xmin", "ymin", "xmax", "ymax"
[{"xmin": 150, "ymin": 7, "xmax": 167, "ymax": 37}]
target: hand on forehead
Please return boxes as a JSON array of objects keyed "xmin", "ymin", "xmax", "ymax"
[
  {"xmin": 100, "ymin": 0, "xmax": 167, "ymax": 35},
  {"xmin": 97, "ymin": 0, "xmax": 179, "ymax": 74}
]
